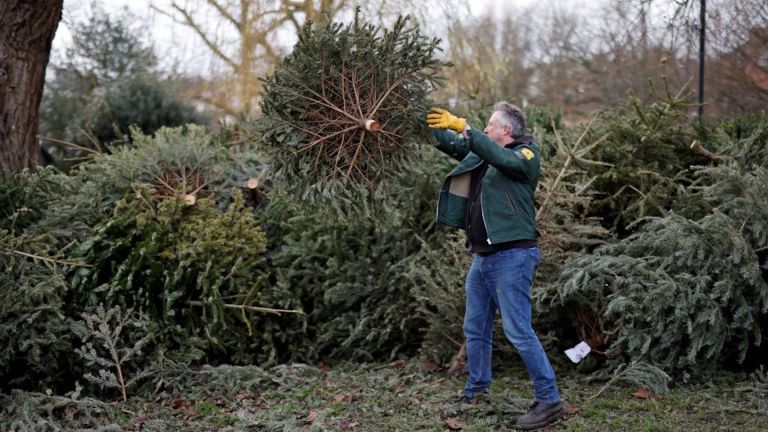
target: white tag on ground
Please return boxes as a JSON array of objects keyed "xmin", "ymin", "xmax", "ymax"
[{"xmin": 564, "ymin": 341, "xmax": 592, "ymax": 363}]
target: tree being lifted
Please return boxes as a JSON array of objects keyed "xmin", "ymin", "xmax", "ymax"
[{"xmin": 253, "ymin": 14, "xmax": 446, "ymax": 220}]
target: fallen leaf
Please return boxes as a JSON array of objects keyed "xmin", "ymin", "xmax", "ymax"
[
  {"xmin": 389, "ymin": 359, "xmax": 407, "ymax": 368},
  {"xmin": 333, "ymin": 394, "xmax": 352, "ymax": 403},
  {"xmin": 182, "ymin": 408, "xmax": 197, "ymax": 420},
  {"xmin": 306, "ymin": 410, "xmax": 318, "ymax": 423},
  {"xmin": 443, "ymin": 416, "xmax": 466, "ymax": 430},
  {"xmin": 420, "ymin": 361, "xmax": 443, "ymax": 374},
  {"xmin": 563, "ymin": 406, "xmax": 580, "ymax": 416},
  {"xmin": 410, "ymin": 393, "xmax": 424, "ymax": 404},
  {"xmin": 317, "ymin": 363, "xmax": 332, "ymax": 372},
  {"xmin": 632, "ymin": 386, "xmax": 655, "ymax": 400},
  {"xmin": 339, "ymin": 419, "xmax": 360, "ymax": 431},
  {"xmin": 171, "ymin": 398, "xmax": 185, "ymax": 410},
  {"xmin": 393, "ymin": 383, "xmax": 406, "ymax": 394},
  {"xmin": 431, "ymin": 377, "xmax": 447, "ymax": 386}
]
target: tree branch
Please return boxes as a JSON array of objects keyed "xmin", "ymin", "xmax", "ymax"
[
  {"xmin": 170, "ymin": 2, "xmax": 238, "ymax": 69},
  {"xmin": 206, "ymin": 0, "xmax": 240, "ymax": 28}
]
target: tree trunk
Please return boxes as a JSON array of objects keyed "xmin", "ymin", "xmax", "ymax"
[{"xmin": 0, "ymin": 0, "xmax": 63, "ymax": 177}]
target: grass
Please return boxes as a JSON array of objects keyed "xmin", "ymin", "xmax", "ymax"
[{"xmin": 1, "ymin": 359, "xmax": 766, "ymax": 431}]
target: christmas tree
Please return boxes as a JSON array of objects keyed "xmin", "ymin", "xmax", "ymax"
[{"xmin": 253, "ymin": 13, "xmax": 446, "ymax": 220}]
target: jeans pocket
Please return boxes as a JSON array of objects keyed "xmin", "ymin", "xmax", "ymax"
[{"xmin": 527, "ymin": 247, "xmax": 541, "ymax": 273}]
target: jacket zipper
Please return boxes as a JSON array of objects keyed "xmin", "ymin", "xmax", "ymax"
[
  {"xmin": 480, "ymin": 176, "xmax": 491, "ymax": 245},
  {"xmin": 461, "ymin": 159, "xmax": 489, "ymax": 245}
]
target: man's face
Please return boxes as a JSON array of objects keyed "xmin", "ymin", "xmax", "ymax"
[{"xmin": 483, "ymin": 111, "xmax": 510, "ymax": 147}]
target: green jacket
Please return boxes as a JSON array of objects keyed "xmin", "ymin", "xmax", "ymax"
[{"xmin": 433, "ymin": 128, "xmax": 541, "ymax": 244}]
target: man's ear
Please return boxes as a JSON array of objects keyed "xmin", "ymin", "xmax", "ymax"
[{"xmin": 504, "ymin": 124, "xmax": 512, "ymax": 136}]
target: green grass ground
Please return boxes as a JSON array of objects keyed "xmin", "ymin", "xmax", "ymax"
[{"xmin": 2, "ymin": 360, "xmax": 766, "ymax": 431}]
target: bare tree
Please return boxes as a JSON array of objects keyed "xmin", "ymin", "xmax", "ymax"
[
  {"xmin": 635, "ymin": 0, "xmax": 768, "ymax": 115},
  {"xmin": 0, "ymin": 0, "xmax": 63, "ymax": 176},
  {"xmin": 439, "ymin": 10, "xmax": 535, "ymax": 117},
  {"xmin": 153, "ymin": 0, "xmax": 348, "ymax": 116},
  {"xmin": 706, "ymin": 0, "xmax": 768, "ymax": 114},
  {"xmin": 527, "ymin": 6, "xmax": 598, "ymax": 117}
]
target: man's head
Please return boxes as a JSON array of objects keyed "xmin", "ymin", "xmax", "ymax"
[{"xmin": 483, "ymin": 102, "xmax": 526, "ymax": 146}]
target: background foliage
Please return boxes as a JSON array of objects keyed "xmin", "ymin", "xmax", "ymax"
[{"xmin": 39, "ymin": 5, "xmax": 206, "ymax": 168}]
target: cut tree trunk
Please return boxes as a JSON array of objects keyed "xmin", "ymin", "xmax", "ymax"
[{"xmin": 0, "ymin": 0, "xmax": 63, "ymax": 177}]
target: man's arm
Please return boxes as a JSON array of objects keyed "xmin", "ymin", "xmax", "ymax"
[
  {"xmin": 431, "ymin": 128, "xmax": 472, "ymax": 162},
  {"xmin": 466, "ymin": 129, "xmax": 539, "ymax": 182}
]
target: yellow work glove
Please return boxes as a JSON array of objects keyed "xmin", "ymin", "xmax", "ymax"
[{"xmin": 427, "ymin": 107, "xmax": 466, "ymax": 132}]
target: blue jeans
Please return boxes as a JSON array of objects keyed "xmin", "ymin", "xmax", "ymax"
[{"xmin": 462, "ymin": 247, "xmax": 560, "ymax": 404}]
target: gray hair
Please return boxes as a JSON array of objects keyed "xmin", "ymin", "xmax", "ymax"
[{"xmin": 493, "ymin": 101, "xmax": 526, "ymax": 138}]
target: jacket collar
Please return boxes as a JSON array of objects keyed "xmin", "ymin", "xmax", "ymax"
[{"xmin": 504, "ymin": 134, "xmax": 534, "ymax": 149}]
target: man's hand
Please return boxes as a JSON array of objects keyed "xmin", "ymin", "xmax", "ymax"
[{"xmin": 427, "ymin": 107, "xmax": 466, "ymax": 132}]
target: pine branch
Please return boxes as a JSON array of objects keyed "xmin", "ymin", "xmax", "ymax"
[
  {"xmin": 186, "ymin": 300, "xmax": 304, "ymax": 315},
  {"xmin": 75, "ymin": 305, "xmax": 152, "ymax": 401},
  {"xmin": 588, "ymin": 361, "xmax": 671, "ymax": 400},
  {"xmin": 6, "ymin": 249, "xmax": 92, "ymax": 267}
]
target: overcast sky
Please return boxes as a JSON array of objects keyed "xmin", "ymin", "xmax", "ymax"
[{"xmin": 51, "ymin": 0, "xmax": 560, "ymax": 74}]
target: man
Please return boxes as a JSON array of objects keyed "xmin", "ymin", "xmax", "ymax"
[{"xmin": 427, "ymin": 103, "xmax": 563, "ymax": 430}]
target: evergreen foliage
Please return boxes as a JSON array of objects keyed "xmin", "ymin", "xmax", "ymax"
[
  {"xmin": 580, "ymin": 90, "xmax": 697, "ymax": 231},
  {"xmin": 0, "ymin": 384, "xmax": 119, "ymax": 432},
  {"xmin": 589, "ymin": 361, "xmax": 671, "ymax": 397},
  {"xmin": 536, "ymin": 205, "xmax": 768, "ymax": 377},
  {"xmin": 147, "ymin": 360, "xmax": 307, "ymax": 400},
  {"xmin": 408, "ymin": 233, "xmax": 471, "ymax": 364},
  {"xmin": 78, "ymin": 74, "xmax": 206, "ymax": 147},
  {"xmin": 1, "ymin": 125, "xmax": 279, "ymax": 390},
  {"xmin": 74, "ymin": 305, "xmax": 154, "ymax": 401},
  {"xmin": 67, "ymin": 184, "xmax": 275, "ymax": 363},
  {"xmin": 39, "ymin": 6, "xmax": 205, "ymax": 164},
  {"xmin": 0, "ymin": 167, "xmax": 66, "ymax": 232},
  {"xmin": 711, "ymin": 112, "xmax": 768, "ymax": 166},
  {"xmin": 531, "ymin": 116, "xmax": 612, "ymax": 283},
  {"xmin": 686, "ymin": 164, "xmax": 768, "ymax": 252},
  {"xmin": 532, "ymin": 114, "xmax": 768, "ymax": 379},
  {"xmin": 60, "ymin": 125, "xmax": 293, "ymax": 364},
  {"xmin": 254, "ymin": 13, "xmax": 446, "ymax": 220},
  {"xmin": 0, "ymin": 168, "xmax": 80, "ymax": 389},
  {"xmin": 68, "ymin": 125, "xmax": 254, "ymax": 213},
  {"xmin": 260, "ymin": 193, "xmax": 425, "ymax": 362},
  {"xmin": 0, "ymin": 229, "xmax": 73, "ymax": 389},
  {"xmin": 252, "ymin": 148, "xmax": 456, "ymax": 363}
]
